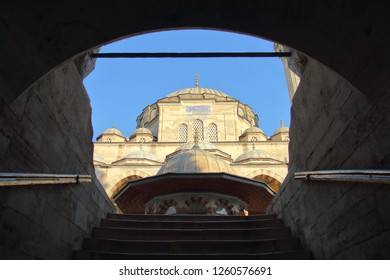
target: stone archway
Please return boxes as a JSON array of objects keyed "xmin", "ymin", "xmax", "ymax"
[
  {"xmin": 247, "ymin": 169, "xmax": 284, "ymax": 192},
  {"xmin": 109, "ymin": 170, "xmax": 151, "ymax": 198},
  {"xmin": 1, "ymin": 1, "xmax": 386, "ymax": 105}
]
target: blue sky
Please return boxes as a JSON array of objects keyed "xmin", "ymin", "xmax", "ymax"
[{"xmin": 83, "ymin": 30, "xmax": 291, "ymax": 140}]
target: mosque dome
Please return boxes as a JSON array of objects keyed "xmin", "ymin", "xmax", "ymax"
[
  {"xmin": 270, "ymin": 121, "xmax": 289, "ymax": 141},
  {"xmin": 129, "ymin": 127, "xmax": 154, "ymax": 142},
  {"xmin": 175, "ymin": 140, "xmax": 218, "ymax": 151},
  {"xmin": 273, "ymin": 126, "xmax": 289, "ymax": 134},
  {"xmin": 164, "ymin": 74, "xmax": 231, "ymax": 98},
  {"xmin": 166, "ymin": 87, "xmax": 230, "ymax": 98},
  {"xmin": 102, "ymin": 127, "xmax": 124, "ymax": 136},
  {"xmin": 235, "ymin": 149, "xmax": 275, "ymax": 163},
  {"xmin": 158, "ymin": 145, "xmax": 236, "ymax": 175},
  {"xmin": 239, "ymin": 126, "xmax": 267, "ymax": 141},
  {"xmin": 123, "ymin": 150, "xmax": 158, "ymax": 161},
  {"xmin": 273, "ymin": 120, "xmax": 289, "ymax": 135},
  {"xmin": 132, "ymin": 127, "xmax": 153, "ymax": 135},
  {"xmin": 242, "ymin": 126, "xmax": 265, "ymax": 134}
]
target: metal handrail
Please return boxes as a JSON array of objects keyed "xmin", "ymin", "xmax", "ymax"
[
  {"xmin": 0, "ymin": 173, "xmax": 92, "ymax": 186},
  {"xmin": 294, "ymin": 170, "xmax": 390, "ymax": 184}
]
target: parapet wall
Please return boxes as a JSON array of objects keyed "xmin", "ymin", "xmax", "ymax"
[
  {"xmin": 268, "ymin": 57, "xmax": 390, "ymax": 259},
  {"xmin": 0, "ymin": 61, "xmax": 114, "ymax": 259}
]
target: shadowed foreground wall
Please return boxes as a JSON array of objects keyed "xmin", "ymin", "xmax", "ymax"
[
  {"xmin": 268, "ymin": 58, "xmax": 390, "ymax": 259},
  {"xmin": 0, "ymin": 61, "xmax": 114, "ymax": 259}
]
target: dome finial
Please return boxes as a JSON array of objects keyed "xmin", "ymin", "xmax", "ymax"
[
  {"xmin": 195, "ymin": 74, "xmax": 199, "ymax": 88},
  {"xmin": 280, "ymin": 119, "xmax": 284, "ymax": 127}
]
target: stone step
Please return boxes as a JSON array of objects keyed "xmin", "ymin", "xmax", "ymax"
[
  {"xmin": 82, "ymin": 238, "xmax": 301, "ymax": 254},
  {"xmin": 107, "ymin": 213, "xmax": 275, "ymax": 222},
  {"xmin": 100, "ymin": 218, "xmax": 283, "ymax": 229},
  {"xmin": 74, "ymin": 250, "xmax": 312, "ymax": 260},
  {"xmin": 75, "ymin": 213, "xmax": 311, "ymax": 260},
  {"xmin": 93, "ymin": 227, "xmax": 291, "ymax": 241}
]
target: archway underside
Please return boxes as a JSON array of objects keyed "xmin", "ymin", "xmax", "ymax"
[
  {"xmin": 111, "ymin": 175, "xmax": 143, "ymax": 199},
  {"xmin": 1, "ymin": 1, "xmax": 387, "ymax": 105},
  {"xmin": 253, "ymin": 175, "xmax": 282, "ymax": 192}
]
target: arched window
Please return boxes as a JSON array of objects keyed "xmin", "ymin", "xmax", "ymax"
[
  {"xmin": 178, "ymin": 124, "xmax": 188, "ymax": 142},
  {"xmin": 251, "ymin": 137, "xmax": 258, "ymax": 142},
  {"xmin": 208, "ymin": 123, "xmax": 218, "ymax": 141},
  {"xmin": 192, "ymin": 119, "xmax": 204, "ymax": 140}
]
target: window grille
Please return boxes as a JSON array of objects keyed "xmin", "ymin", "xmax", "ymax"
[
  {"xmin": 192, "ymin": 119, "xmax": 204, "ymax": 140},
  {"xmin": 208, "ymin": 123, "xmax": 218, "ymax": 141},
  {"xmin": 179, "ymin": 124, "xmax": 188, "ymax": 142}
]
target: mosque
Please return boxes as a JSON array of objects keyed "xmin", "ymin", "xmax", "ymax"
[{"xmin": 93, "ymin": 76, "xmax": 289, "ymax": 215}]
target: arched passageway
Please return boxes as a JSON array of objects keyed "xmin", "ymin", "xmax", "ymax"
[
  {"xmin": 1, "ymin": 1, "xmax": 388, "ymax": 103},
  {"xmin": 1, "ymin": 1, "xmax": 389, "ymax": 259}
]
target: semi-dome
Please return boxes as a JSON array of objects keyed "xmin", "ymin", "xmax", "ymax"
[
  {"xmin": 175, "ymin": 140, "xmax": 218, "ymax": 151},
  {"xmin": 166, "ymin": 87, "xmax": 230, "ymax": 98},
  {"xmin": 123, "ymin": 150, "xmax": 158, "ymax": 161},
  {"xmin": 102, "ymin": 127, "xmax": 124, "ymax": 136},
  {"xmin": 158, "ymin": 145, "xmax": 236, "ymax": 175},
  {"xmin": 235, "ymin": 149, "xmax": 275, "ymax": 163}
]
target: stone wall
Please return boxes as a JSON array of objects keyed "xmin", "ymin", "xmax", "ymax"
[
  {"xmin": 0, "ymin": 61, "xmax": 114, "ymax": 259},
  {"xmin": 268, "ymin": 57, "xmax": 390, "ymax": 259}
]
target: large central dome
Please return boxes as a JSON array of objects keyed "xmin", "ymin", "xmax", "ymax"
[
  {"xmin": 165, "ymin": 74, "xmax": 230, "ymax": 97},
  {"xmin": 166, "ymin": 87, "xmax": 230, "ymax": 98}
]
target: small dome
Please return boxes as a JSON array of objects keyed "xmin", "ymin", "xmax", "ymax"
[
  {"xmin": 274, "ymin": 126, "xmax": 289, "ymax": 134},
  {"xmin": 242, "ymin": 126, "xmax": 265, "ymax": 134},
  {"xmin": 123, "ymin": 150, "xmax": 158, "ymax": 161},
  {"xmin": 132, "ymin": 127, "xmax": 152, "ymax": 135},
  {"xmin": 102, "ymin": 128, "xmax": 124, "ymax": 136},
  {"xmin": 175, "ymin": 140, "xmax": 218, "ymax": 151},
  {"xmin": 158, "ymin": 145, "xmax": 236, "ymax": 175},
  {"xmin": 166, "ymin": 87, "xmax": 230, "ymax": 98},
  {"xmin": 235, "ymin": 149, "xmax": 275, "ymax": 163}
]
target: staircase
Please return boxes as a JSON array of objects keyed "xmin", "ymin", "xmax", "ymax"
[{"xmin": 73, "ymin": 213, "xmax": 311, "ymax": 259}]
